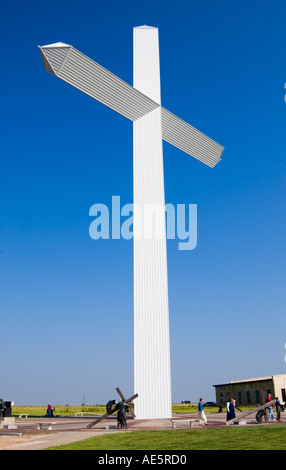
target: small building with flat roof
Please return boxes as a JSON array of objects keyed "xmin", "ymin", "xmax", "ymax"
[{"xmin": 213, "ymin": 374, "xmax": 286, "ymax": 406}]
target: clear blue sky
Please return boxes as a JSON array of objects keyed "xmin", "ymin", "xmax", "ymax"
[{"xmin": 1, "ymin": 0, "xmax": 286, "ymax": 406}]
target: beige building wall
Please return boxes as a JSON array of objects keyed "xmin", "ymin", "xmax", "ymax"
[{"xmin": 214, "ymin": 375, "xmax": 286, "ymax": 406}]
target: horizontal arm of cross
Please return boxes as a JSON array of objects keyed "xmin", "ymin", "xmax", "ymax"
[
  {"xmin": 86, "ymin": 389, "xmax": 138, "ymax": 428},
  {"xmin": 39, "ymin": 43, "xmax": 224, "ymax": 168}
]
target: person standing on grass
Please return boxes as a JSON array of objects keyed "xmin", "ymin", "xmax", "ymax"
[{"xmin": 198, "ymin": 398, "xmax": 208, "ymax": 425}]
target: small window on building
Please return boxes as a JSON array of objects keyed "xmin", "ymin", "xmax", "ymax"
[
  {"xmin": 246, "ymin": 390, "xmax": 251, "ymax": 404},
  {"xmin": 281, "ymin": 389, "xmax": 286, "ymax": 402},
  {"xmin": 255, "ymin": 390, "xmax": 261, "ymax": 404},
  {"xmin": 238, "ymin": 391, "xmax": 242, "ymax": 405}
]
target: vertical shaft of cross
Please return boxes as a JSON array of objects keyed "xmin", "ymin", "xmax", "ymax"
[{"xmin": 133, "ymin": 26, "xmax": 172, "ymax": 419}]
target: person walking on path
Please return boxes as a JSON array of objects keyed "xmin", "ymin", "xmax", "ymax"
[
  {"xmin": 46, "ymin": 404, "xmax": 52, "ymax": 418},
  {"xmin": 266, "ymin": 393, "xmax": 275, "ymax": 421},
  {"xmin": 226, "ymin": 397, "xmax": 236, "ymax": 422},
  {"xmin": 275, "ymin": 397, "xmax": 282, "ymax": 422},
  {"xmin": 198, "ymin": 398, "xmax": 208, "ymax": 425}
]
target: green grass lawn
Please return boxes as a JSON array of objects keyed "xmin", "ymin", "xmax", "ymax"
[{"xmin": 47, "ymin": 426, "xmax": 286, "ymax": 451}]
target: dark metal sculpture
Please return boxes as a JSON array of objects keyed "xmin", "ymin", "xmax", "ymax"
[
  {"xmin": 106, "ymin": 400, "xmax": 116, "ymax": 414},
  {"xmin": 226, "ymin": 399, "xmax": 277, "ymax": 425},
  {"xmin": 116, "ymin": 401, "xmax": 129, "ymax": 429},
  {"xmin": 256, "ymin": 409, "xmax": 267, "ymax": 423},
  {"xmin": 0, "ymin": 399, "xmax": 6, "ymax": 418},
  {"xmin": 86, "ymin": 387, "xmax": 138, "ymax": 429}
]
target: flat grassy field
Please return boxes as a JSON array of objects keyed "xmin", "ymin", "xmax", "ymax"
[
  {"xmin": 47, "ymin": 426, "xmax": 286, "ymax": 450},
  {"xmin": 12, "ymin": 403, "xmax": 256, "ymax": 417},
  {"xmin": 12, "ymin": 404, "xmax": 107, "ymax": 417}
]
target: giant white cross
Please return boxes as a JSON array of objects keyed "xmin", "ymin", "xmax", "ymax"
[{"xmin": 39, "ymin": 25, "xmax": 224, "ymax": 419}]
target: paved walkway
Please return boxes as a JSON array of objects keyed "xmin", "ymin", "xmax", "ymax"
[{"xmin": 1, "ymin": 411, "xmax": 285, "ymax": 450}]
